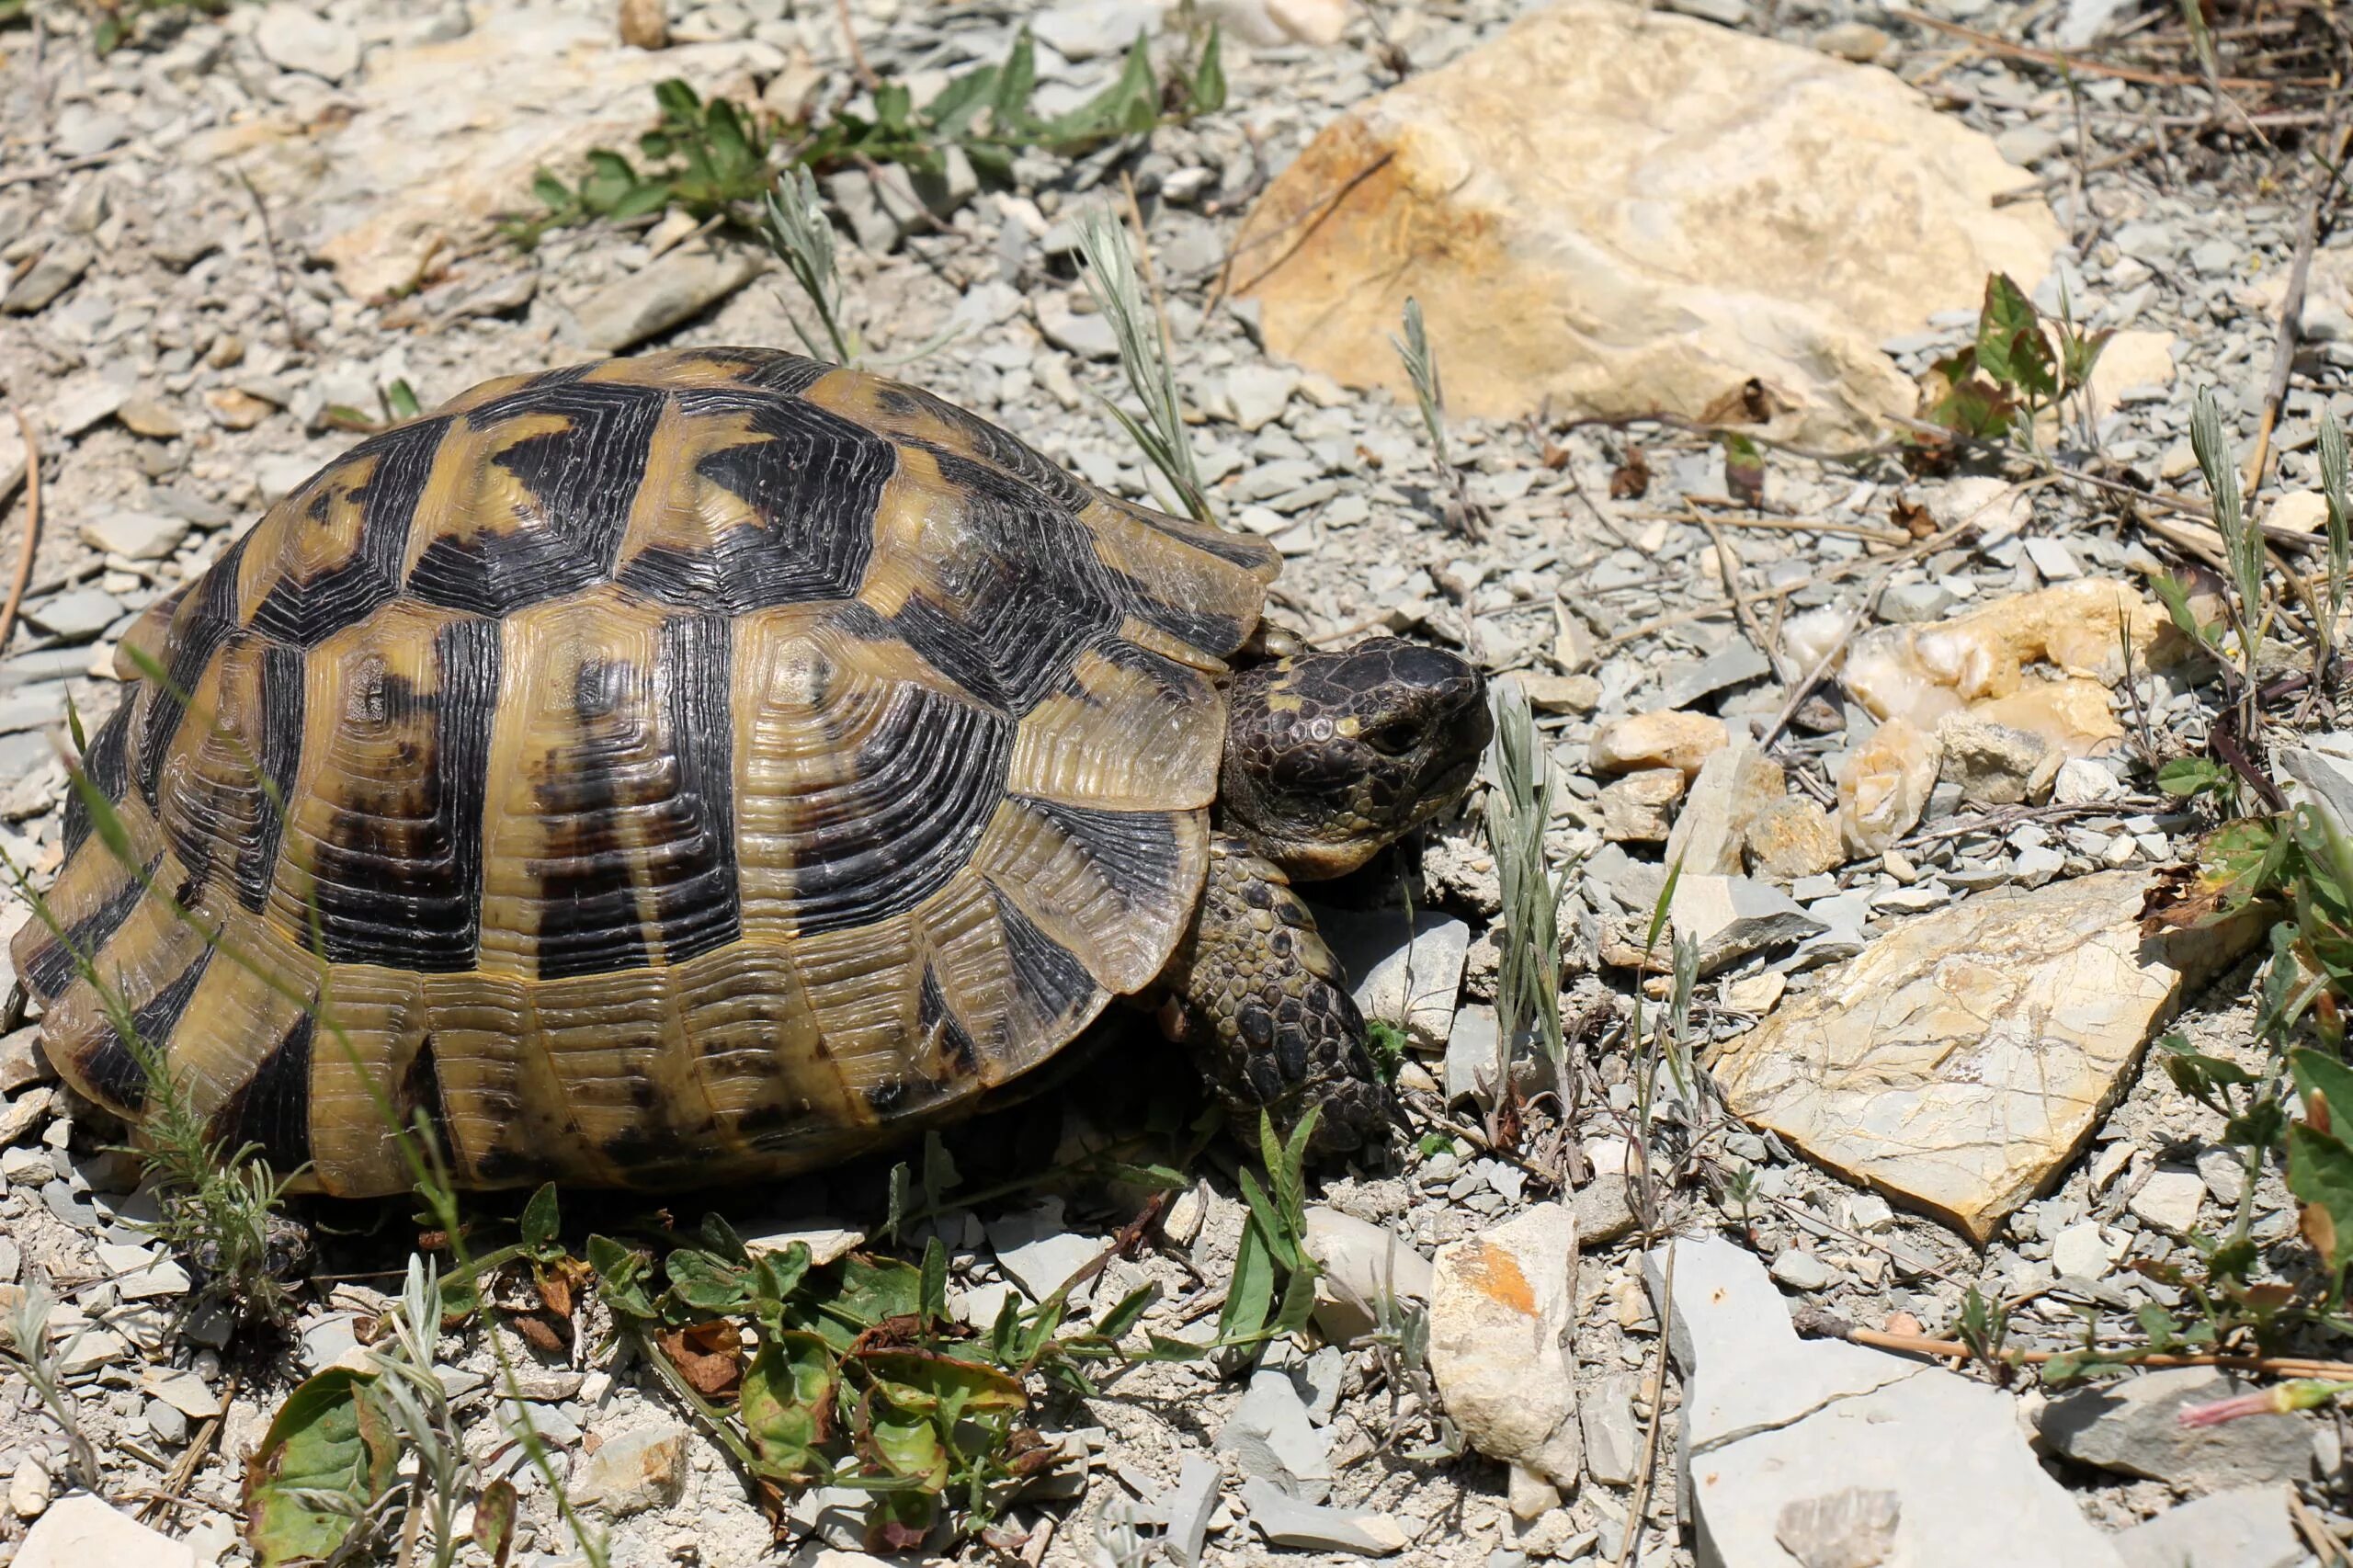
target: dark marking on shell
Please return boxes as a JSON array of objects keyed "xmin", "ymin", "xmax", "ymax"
[
  {"xmin": 651, "ymin": 613, "xmax": 740, "ymax": 964},
  {"xmin": 406, "ymin": 382, "xmax": 666, "ymax": 615},
  {"xmin": 137, "ymin": 537, "xmax": 248, "ymax": 808},
  {"xmin": 236, "ymin": 641, "xmax": 307, "ymax": 914},
  {"xmin": 210, "ymin": 1011, "xmax": 313, "ymax": 1173},
  {"xmin": 782, "ymin": 685, "xmax": 1011, "ymax": 938},
  {"xmin": 61, "ymin": 702, "xmax": 133, "ymax": 859},
  {"xmin": 531, "ymin": 653, "xmax": 651, "ymax": 981},
  {"xmin": 883, "ymin": 449, "xmax": 1129, "ymax": 714},
  {"xmin": 1017, "ymin": 797, "xmax": 1183, "ymax": 903},
  {"xmin": 988, "ymin": 884, "xmax": 1095, "ymax": 1029},
  {"xmin": 310, "ymin": 618, "xmax": 498, "ymax": 971},
  {"xmin": 20, "ymin": 855, "xmax": 157, "ymax": 1001},
  {"xmin": 251, "ymin": 420, "xmax": 447, "ymax": 647},
  {"xmin": 918, "ymin": 965, "xmax": 980, "ymax": 1079},
  {"xmin": 618, "ymin": 388, "xmax": 892, "ymax": 612}
]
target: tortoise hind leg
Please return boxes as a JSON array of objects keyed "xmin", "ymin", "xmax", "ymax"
[{"xmin": 1158, "ymin": 836, "xmax": 1393, "ymax": 1155}]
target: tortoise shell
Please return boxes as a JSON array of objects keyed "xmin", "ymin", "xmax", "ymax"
[{"xmin": 11, "ymin": 348, "xmax": 1279, "ymax": 1198}]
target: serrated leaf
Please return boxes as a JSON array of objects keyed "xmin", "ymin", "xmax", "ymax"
[{"xmin": 242, "ymin": 1369, "xmax": 397, "ymax": 1567}]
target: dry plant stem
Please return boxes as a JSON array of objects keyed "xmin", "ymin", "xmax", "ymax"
[
  {"xmin": 1399, "ymin": 1089, "xmax": 1563, "ymax": 1187},
  {"xmin": 1831, "ymin": 1322, "xmax": 2353, "ymax": 1379},
  {"xmin": 2242, "ymin": 122, "xmax": 2353, "ymax": 504},
  {"xmin": 2289, "ymin": 1490, "xmax": 2353, "ymax": 1568},
  {"xmin": 1695, "ymin": 512, "xmax": 1791, "ymax": 681},
  {"xmin": 1, "ymin": 412, "xmax": 40, "ymax": 654},
  {"xmin": 1891, "ymin": 7, "xmax": 2295, "ymax": 88},
  {"xmin": 1653, "ymin": 503, "xmax": 1910, "ymax": 545},
  {"xmin": 1757, "ymin": 609, "xmax": 1859, "ymax": 751},
  {"xmin": 1992, "ymin": 136, "xmax": 2161, "ymax": 206},
  {"xmin": 139, "ymin": 1374, "xmax": 238, "ymax": 1524},
  {"xmin": 1614, "ymin": 1243, "xmax": 1675, "ymax": 1568},
  {"xmin": 835, "ymin": 0, "xmax": 878, "ymax": 88},
  {"xmin": 234, "ymin": 166, "xmax": 308, "ymax": 352}
]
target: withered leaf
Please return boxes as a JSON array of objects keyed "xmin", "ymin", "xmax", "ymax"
[
  {"xmin": 1609, "ymin": 445, "xmax": 1651, "ymax": 499},
  {"xmin": 656, "ymin": 1320, "xmax": 745, "ymax": 1399}
]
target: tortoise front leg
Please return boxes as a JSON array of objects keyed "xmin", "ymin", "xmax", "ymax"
[{"xmin": 1159, "ymin": 835, "xmax": 1393, "ymax": 1156}]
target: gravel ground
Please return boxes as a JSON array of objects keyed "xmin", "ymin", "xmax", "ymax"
[{"xmin": 0, "ymin": 0, "xmax": 2348, "ymax": 1563}]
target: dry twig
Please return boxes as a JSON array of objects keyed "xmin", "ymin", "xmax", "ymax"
[
  {"xmin": 1614, "ymin": 1242, "xmax": 1675, "ymax": 1568},
  {"xmin": 1, "ymin": 412, "xmax": 41, "ymax": 656}
]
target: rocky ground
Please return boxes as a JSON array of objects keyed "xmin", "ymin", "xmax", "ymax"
[{"xmin": 1, "ymin": 0, "xmax": 2350, "ymax": 1562}]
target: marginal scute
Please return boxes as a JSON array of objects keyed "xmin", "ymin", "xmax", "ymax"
[{"xmin": 6, "ymin": 346, "xmax": 1276, "ymax": 1198}]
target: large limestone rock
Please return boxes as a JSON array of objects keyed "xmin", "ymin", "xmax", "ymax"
[
  {"xmin": 1233, "ymin": 0, "xmax": 2060, "ymax": 446},
  {"xmin": 183, "ymin": 10, "xmax": 778, "ymax": 301},
  {"xmin": 1711, "ymin": 871, "xmax": 2256, "ymax": 1243}
]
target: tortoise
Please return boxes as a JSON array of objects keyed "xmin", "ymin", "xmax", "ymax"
[{"xmin": 9, "ymin": 347, "xmax": 1489, "ymax": 1199}]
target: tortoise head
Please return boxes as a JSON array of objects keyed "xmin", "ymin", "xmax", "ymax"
[{"xmin": 1220, "ymin": 638, "xmax": 1491, "ymax": 879}]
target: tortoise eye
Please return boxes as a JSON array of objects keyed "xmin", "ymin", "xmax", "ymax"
[{"xmin": 1359, "ymin": 718, "xmax": 1421, "ymax": 756}]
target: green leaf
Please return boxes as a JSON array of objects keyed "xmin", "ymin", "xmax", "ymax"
[
  {"xmin": 518, "ymin": 1182, "xmax": 560, "ymax": 1252},
  {"xmin": 2293, "ymin": 1048, "xmax": 2353, "ymax": 1130},
  {"xmin": 856, "ymin": 1349, "xmax": 1027, "ymax": 1417},
  {"xmin": 609, "ymin": 180, "xmax": 675, "ymax": 222},
  {"xmin": 924, "ymin": 62, "xmax": 998, "ymax": 138},
  {"xmin": 63, "ymin": 690, "xmax": 86, "ymax": 756},
  {"xmin": 1094, "ymin": 1283, "xmax": 1157, "ymax": 1342},
  {"xmin": 739, "ymin": 1330, "xmax": 838, "ymax": 1478},
  {"xmin": 1215, "ymin": 1210, "xmax": 1276, "ymax": 1346},
  {"xmin": 2150, "ymin": 574, "xmax": 2216, "ymax": 648},
  {"xmin": 862, "ymin": 1393, "xmax": 949, "ymax": 1490},
  {"xmin": 383, "ymin": 380, "xmax": 422, "ymax": 421},
  {"xmin": 918, "ymin": 1237, "xmax": 948, "ymax": 1329},
  {"xmin": 2156, "ymin": 756, "xmax": 2233, "ymax": 798},
  {"xmin": 473, "ymin": 1477, "xmax": 518, "ymax": 1568},
  {"xmin": 654, "ymin": 78, "xmax": 702, "ymax": 120},
  {"xmin": 587, "ymin": 1234, "xmax": 658, "ymax": 1322},
  {"xmin": 2288, "ymin": 1119, "xmax": 2353, "ymax": 1276},
  {"xmin": 532, "ymin": 169, "xmax": 572, "ymax": 210},
  {"xmin": 666, "ymin": 1248, "xmax": 752, "ymax": 1315},
  {"xmin": 1190, "ymin": 25, "xmax": 1227, "ymax": 114},
  {"xmin": 990, "ymin": 29, "xmax": 1039, "ymax": 129},
  {"xmin": 1975, "ymin": 273, "xmax": 2039, "ymax": 386},
  {"xmin": 874, "ymin": 81, "xmax": 914, "ymax": 131},
  {"xmin": 241, "ymin": 1369, "xmax": 398, "ymax": 1567}
]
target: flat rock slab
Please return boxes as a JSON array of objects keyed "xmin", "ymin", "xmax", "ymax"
[
  {"xmin": 1234, "ymin": 0, "xmax": 2059, "ymax": 447},
  {"xmin": 1645, "ymin": 1238, "xmax": 2124, "ymax": 1568},
  {"xmin": 1428, "ymin": 1203, "xmax": 1580, "ymax": 1487},
  {"xmin": 2040, "ymin": 1369, "xmax": 2315, "ymax": 1491},
  {"xmin": 184, "ymin": 10, "xmax": 779, "ymax": 301},
  {"xmin": 2113, "ymin": 1485, "xmax": 2302, "ymax": 1568},
  {"xmin": 1709, "ymin": 870, "xmax": 2257, "ymax": 1242},
  {"xmin": 1311, "ymin": 904, "xmax": 1471, "ymax": 1047}
]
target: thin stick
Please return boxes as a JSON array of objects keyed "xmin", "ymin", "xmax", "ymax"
[
  {"xmin": 1891, "ymin": 7, "xmax": 2297, "ymax": 88},
  {"xmin": 1695, "ymin": 512, "xmax": 1792, "ymax": 681},
  {"xmin": 1, "ymin": 413, "xmax": 41, "ymax": 655},
  {"xmin": 2244, "ymin": 123, "xmax": 2353, "ymax": 505},
  {"xmin": 2290, "ymin": 1490, "xmax": 2353, "ymax": 1568},
  {"xmin": 1614, "ymin": 1243, "xmax": 1675, "ymax": 1568},
  {"xmin": 1646, "ymin": 502, "xmax": 1911, "ymax": 545},
  {"xmin": 233, "ymin": 166, "xmax": 307, "ymax": 352},
  {"xmin": 1992, "ymin": 137, "xmax": 2161, "ymax": 206},
  {"xmin": 138, "ymin": 1374, "xmax": 238, "ymax": 1524},
  {"xmin": 1811, "ymin": 1317, "xmax": 2353, "ymax": 1379},
  {"xmin": 835, "ymin": 0, "xmax": 878, "ymax": 88}
]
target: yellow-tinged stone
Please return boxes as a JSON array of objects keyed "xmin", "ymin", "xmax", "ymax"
[
  {"xmin": 1233, "ymin": 0, "xmax": 2060, "ymax": 447},
  {"xmin": 1843, "ymin": 579, "xmax": 2178, "ymax": 731},
  {"xmin": 1709, "ymin": 870, "xmax": 2258, "ymax": 1243},
  {"xmin": 1589, "ymin": 710, "xmax": 1727, "ymax": 778},
  {"xmin": 1838, "ymin": 716, "xmax": 1938, "ymax": 856}
]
